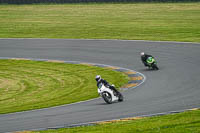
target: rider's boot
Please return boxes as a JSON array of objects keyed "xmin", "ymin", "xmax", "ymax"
[
  {"xmin": 110, "ymin": 86, "xmax": 119, "ymax": 96},
  {"xmin": 113, "ymin": 91, "xmax": 119, "ymax": 96}
]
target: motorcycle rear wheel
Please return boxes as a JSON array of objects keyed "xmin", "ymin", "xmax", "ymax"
[{"xmin": 118, "ymin": 92, "xmax": 124, "ymax": 102}]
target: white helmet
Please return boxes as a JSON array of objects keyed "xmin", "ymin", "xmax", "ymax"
[
  {"xmin": 140, "ymin": 52, "xmax": 145, "ymax": 56},
  {"xmin": 95, "ymin": 75, "xmax": 101, "ymax": 82}
]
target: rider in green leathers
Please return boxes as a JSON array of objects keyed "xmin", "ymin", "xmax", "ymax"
[{"xmin": 140, "ymin": 52, "xmax": 154, "ymax": 67}]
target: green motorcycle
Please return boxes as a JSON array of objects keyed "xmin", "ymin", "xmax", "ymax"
[{"xmin": 146, "ymin": 57, "xmax": 159, "ymax": 70}]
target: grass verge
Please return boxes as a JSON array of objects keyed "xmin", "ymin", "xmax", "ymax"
[
  {"xmin": 0, "ymin": 59, "xmax": 129, "ymax": 114},
  {"xmin": 0, "ymin": 3, "xmax": 199, "ymax": 42},
  {"xmin": 30, "ymin": 109, "xmax": 200, "ymax": 133}
]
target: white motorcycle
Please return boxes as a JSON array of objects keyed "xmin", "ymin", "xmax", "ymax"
[{"xmin": 98, "ymin": 83, "xmax": 123, "ymax": 104}]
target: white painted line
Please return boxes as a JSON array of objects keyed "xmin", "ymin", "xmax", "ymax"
[{"xmin": 0, "ymin": 38, "xmax": 199, "ymax": 44}]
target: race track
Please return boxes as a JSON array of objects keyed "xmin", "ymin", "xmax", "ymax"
[{"xmin": 0, "ymin": 39, "xmax": 200, "ymax": 132}]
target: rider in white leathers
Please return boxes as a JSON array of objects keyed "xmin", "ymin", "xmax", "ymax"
[{"xmin": 95, "ymin": 75, "xmax": 119, "ymax": 96}]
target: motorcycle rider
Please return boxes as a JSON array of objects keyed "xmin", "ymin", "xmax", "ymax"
[
  {"xmin": 140, "ymin": 52, "xmax": 154, "ymax": 67},
  {"xmin": 95, "ymin": 75, "xmax": 119, "ymax": 96}
]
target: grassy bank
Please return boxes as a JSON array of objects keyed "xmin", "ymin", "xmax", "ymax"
[
  {"xmin": 0, "ymin": 3, "xmax": 199, "ymax": 42},
  {"xmin": 0, "ymin": 59, "xmax": 129, "ymax": 114},
  {"xmin": 31, "ymin": 109, "xmax": 200, "ymax": 133}
]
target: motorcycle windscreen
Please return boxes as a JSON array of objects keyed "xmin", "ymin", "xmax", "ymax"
[{"xmin": 98, "ymin": 83, "xmax": 103, "ymax": 88}]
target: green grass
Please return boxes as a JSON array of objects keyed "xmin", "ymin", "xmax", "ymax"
[
  {"xmin": 0, "ymin": 3, "xmax": 200, "ymax": 42},
  {"xmin": 32, "ymin": 110, "xmax": 200, "ymax": 133},
  {"xmin": 0, "ymin": 59, "xmax": 129, "ymax": 114}
]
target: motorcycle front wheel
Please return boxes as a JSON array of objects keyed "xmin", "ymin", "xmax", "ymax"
[
  {"xmin": 102, "ymin": 92, "xmax": 112, "ymax": 104},
  {"xmin": 152, "ymin": 64, "xmax": 159, "ymax": 70}
]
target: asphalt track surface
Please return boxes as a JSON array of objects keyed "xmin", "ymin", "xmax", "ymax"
[{"xmin": 0, "ymin": 39, "xmax": 200, "ymax": 132}]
